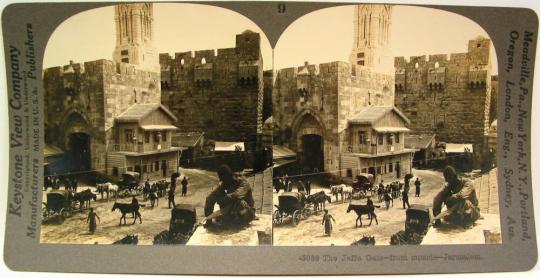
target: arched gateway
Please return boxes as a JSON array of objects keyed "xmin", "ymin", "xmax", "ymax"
[
  {"xmin": 62, "ymin": 112, "xmax": 92, "ymax": 173},
  {"xmin": 292, "ymin": 110, "xmax": 326, "ymax": 173}
]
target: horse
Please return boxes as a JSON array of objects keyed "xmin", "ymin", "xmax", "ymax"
[
  {"xmin": 112, "ymin": 202, "xmax": 142, "ymax": 225},
  {"xmin": 330, "ymin": 184, "xmax": 345, "ymax": 202},
  {"xmin": 307, "ymin": 191, "xmax": 331, "ymax": 212},
  {"xmin": 73, "ymin": 189, "xmax": 97, "ymax": 210},
  {"xmin": 96, "ymin": 182, "xmax": 110, "ymax": 200},
  {"xmin": 148, "ymin": 192, "xmax": 159, "ymax": 208},
  {"xmin": 346, "ymin": 203, "xmax": 378, "ymax": 227},
  {"xmin": 342, "ymin": 186, "xmax": 354, "ymax": 201},
  {"xmin": 351, "ymin": 235, "xmax": 376, "ymax": 246},
  {"xmin": 157, "ymin": 181, "xmax": 168, "ymax": 197},
  {"xmin": 296, "ymin": 181, "xmax": 306, "ymax": 194}
]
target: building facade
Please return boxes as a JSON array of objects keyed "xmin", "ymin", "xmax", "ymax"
[
  {"xmin": 273, "ymin": 4, "xmax": 413, "ymax": 182},
  {"xmin": 160, "ymin": 30, "xmax": 264, "ymax": 156},
  {"xmin": 44, "ymin": 3, "xmax": 181, "ymax": 178},
  {"xmin": 394, "ymin": 36, "xmax": 496, "ymax": 152}
]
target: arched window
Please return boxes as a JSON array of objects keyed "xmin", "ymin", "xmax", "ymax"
[
  {"xmin": 434, "ymin": 62, "xmax": 440, "ymax": 68},
  {"xmin": 415, "ymin": 62, "xmax": 419, "ymax": 69},
  {"xmin": 180, "ymin": 58, "xmax": 185, "ymax": 66},
  {"xmin": 201, "ymin": 58, "xmax": 206, "ymax": 64}
]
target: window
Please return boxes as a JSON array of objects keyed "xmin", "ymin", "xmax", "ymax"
[
  {"xmin": 357, "ymin": 52, "xmax": 365, "ymax": 58},
  {"xmin": 388, "ymin": 162, "xmax": 393, "ymax": 173},
  {"xmin": 154, "ymin": 161, "xmax": 160, "ymax": 171},
  {"xmin": 377, "ymin": 166, "xmax": 382, "ymax": 174},
  {"xmin": 112, "ymin": 167, "xmax": 119, "ymax": 176},
  {"xmin": 154, "ymin": 132, "xmax": 161, "ymax": 143},
  {"xmin": 125, "ymin": 129, "xmax": 133, "ymax": 143},
  {"xmin": 201, "ymin": 58, "xmax": 206, "ymax": 64},
  {"xmin": 162, "ymin": 132, "xmax": 167, "ymax": 142},
  {"xmin": 358, "ymin": 61, "xmax": 365, "ymax": 66},
  {"xmin": 180, "ymin": 58, "xmax": 185, "ymax": 65},
  {"xmin": 121, "ymin": 50, "xmax": 128, "ymax": 55},
  {"xmin": 415, "ymin": 62, "xmax": 419, "ymax": 69},
  {"xmin": 387, "ymin": 134, "xmax": 393, "ymax": 145},
  {"xmin": 346, "ymin": 168, "xmax": 353, "ymax": 177},
  {"xmin": 378, "ymin": 134, "xmax": 384, "ymax": 145},
  {"xmin": 395, "ymin": 133, "xmax": 400, "ymax": 143},
  {"xmin": 121, "ymin": 58, "xmax": 129, "ymax": 63},
  {"xmin": 434, "ymin": 62, "xmax": 440, "ymax": 68},
  {"xmin": 359, "ymin": 131, "xmax": 367, "ymax": 145}
]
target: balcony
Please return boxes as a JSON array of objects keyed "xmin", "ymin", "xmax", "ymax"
[
  {"xmin": 345, "ymin": 144, "xmax": 404, "ymax": 155},
  {"xmin": 109, "ymin": 141, "xmax": 172, "ymax": 154}
]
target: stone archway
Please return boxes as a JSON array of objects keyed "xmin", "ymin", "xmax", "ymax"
[
  {"xmin": 292, "ymin": 110, "xmax": 326, "ymax": 173},
  {"xmin": 62, "ymin": 112, "xmax": 92, "ymax": 173}
]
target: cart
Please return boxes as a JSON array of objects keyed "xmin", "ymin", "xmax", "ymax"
[{"xmin": 273, "ymin": 192, "xmax": 310, "ymax": 226}]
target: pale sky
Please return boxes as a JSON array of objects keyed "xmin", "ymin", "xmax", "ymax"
[{"xmin": 44, "ymin": 4, "xmax": 497, "ymax": 73}]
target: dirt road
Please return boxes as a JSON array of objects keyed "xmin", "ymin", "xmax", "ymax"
[
  {"xmin": 273, "ymin": 169, "xmax": 495, "ymax": 246},
  {"xmin": 40, "ymin": 167, "xmax": 271, "ymax": 245}
]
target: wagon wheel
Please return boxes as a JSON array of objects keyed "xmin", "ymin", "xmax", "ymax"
[
  {"xmin": 61, "ymin": 208, "xmax": 71, "ymax": 218},
  {"xmin": 303, "ymin": 208, "xmax": 311, "ymax": 219},
  {"xmin": 273, "ymin": 210, "xmax": 282, "ymax": 224},
  {"xmin": 42, "ymin": 203, "xmax": 49, "ymax": 219},
  {"xmin": 292, "ymin": 210, "xmax": 302, "ymax": 226}
]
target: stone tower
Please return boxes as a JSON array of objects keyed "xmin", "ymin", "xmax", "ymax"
[
  {"xmin": 349, "ymin": 4, "xmax": 393, "ymax": 75},
  {"xmin": 112, "ymin": 3, "xmax": 159, "ymax": 73}
]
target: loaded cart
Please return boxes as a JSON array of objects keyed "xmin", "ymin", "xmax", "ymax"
[
  {"xmin": 42, "ymin": 189, "xmax": 76, "ymax": 222},
  {"xmin": 273, "ymin": 192, "xmax": 310, "ymax": 226}
]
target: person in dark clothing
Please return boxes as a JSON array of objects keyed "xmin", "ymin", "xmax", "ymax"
[
  {"xmin": 414, "ymin": 177, "xmax": 421, "ymax": 197},
  {"xmin": 322, "ymin": 209, "xmax": 336, "ymax": 236},
  {"xmin": 433, "ymin": 166, "xmax": 480, "ymax": 227},
  {"xmin": 383, "ymin": 192, "xmax": 393, "ymax": 209},
  {"xmin": 72, "ymin": 177, "xmax": 78, "ymax": 193},
  {"xmin": 401, "ymin": 186, "xmax": 411, "ymax": 209},
  {"xmin": 204, "ymin": 165, "xmax": 256, "ymax": 228},
  {"xmin": 181, "ymin": 176, "xmax": 188, "ymax": 197},
  {"xmin": 305, "ymin": 180, "xmax": 312, "ymax": 195},
  {"xmin": 86, "ymin": 208, "xmax": 100, "ymax": 234},
  {"xmin": 168, "ymin": 188, "xmax": 176, "ymax": 208}
]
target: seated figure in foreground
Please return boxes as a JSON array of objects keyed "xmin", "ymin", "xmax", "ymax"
[
  {"xmin": 432, "ymin": 166, "xmax": 480, "ymax": 228},
  {"xmin": 204, "ymin": 164, "xmax": 256, "ymax": 229}
]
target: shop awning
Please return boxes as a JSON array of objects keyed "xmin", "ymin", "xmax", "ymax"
[
  {"xmin": 140, "ymin": 125, "xmax": 178, "ymax": 130},
  {"xmin": 373, "ymin": 126, "xmax": 411, "ymax": 133}
]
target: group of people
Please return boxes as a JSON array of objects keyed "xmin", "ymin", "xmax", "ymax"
[
  {"xmin": 375, "ymin": 176, "xmax": 423, "ymax": 210},
  {"xmin": 275, "ymin": 175, "xmax": 312, "ymax": 195},
  {"xmin": 44, "ymin": 175, "xmax": 78, "ymax": 192}
]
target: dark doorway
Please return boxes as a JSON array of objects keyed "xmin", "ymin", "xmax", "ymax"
[
  {"xmin": 68, "ymin": 133, "xmax": 91, "ymax": 172},
  {"xmin": 300, "ymin": 134, "xmax": 324, "ymax": 173},
  {"xmin": 368, "ymin": 167, "xmax": 376, "ymax": 177},
  {"xmin": 134, "ymin": 164, "xmax": 141, "ymax": 174},
  {"xmin": 162, "ymin": 160, "xmax": 167, "ymax": 177},
  {"xmin": 396, "ymin": 161, "xmax": 401, "ymax": 178}
]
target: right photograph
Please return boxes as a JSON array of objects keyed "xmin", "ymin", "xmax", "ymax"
[{"xmin": 271, "ymin": 4, "xmax": 501, "ymax": 246}]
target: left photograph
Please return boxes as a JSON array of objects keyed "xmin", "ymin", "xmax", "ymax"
[{"xmin": 41, "ymin": 3, "xmax": 273, "ymax": 245}]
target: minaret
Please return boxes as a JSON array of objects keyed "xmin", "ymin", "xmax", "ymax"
[
  {"xmin": 349, "ymin": 4, "xmax": 393, "ymax": 75},
  {"xmin": 112, "ymin": 3, "xmax": 159, "ymax": 73}
]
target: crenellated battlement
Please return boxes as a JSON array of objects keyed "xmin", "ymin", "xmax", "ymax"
[
  {"xmin": 159, "ymin": 30, "xmax": 261, "ymax": 71},
  {"xmin": 394, "ymin": 37, "xmax": 491, "ymax": 71}
]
